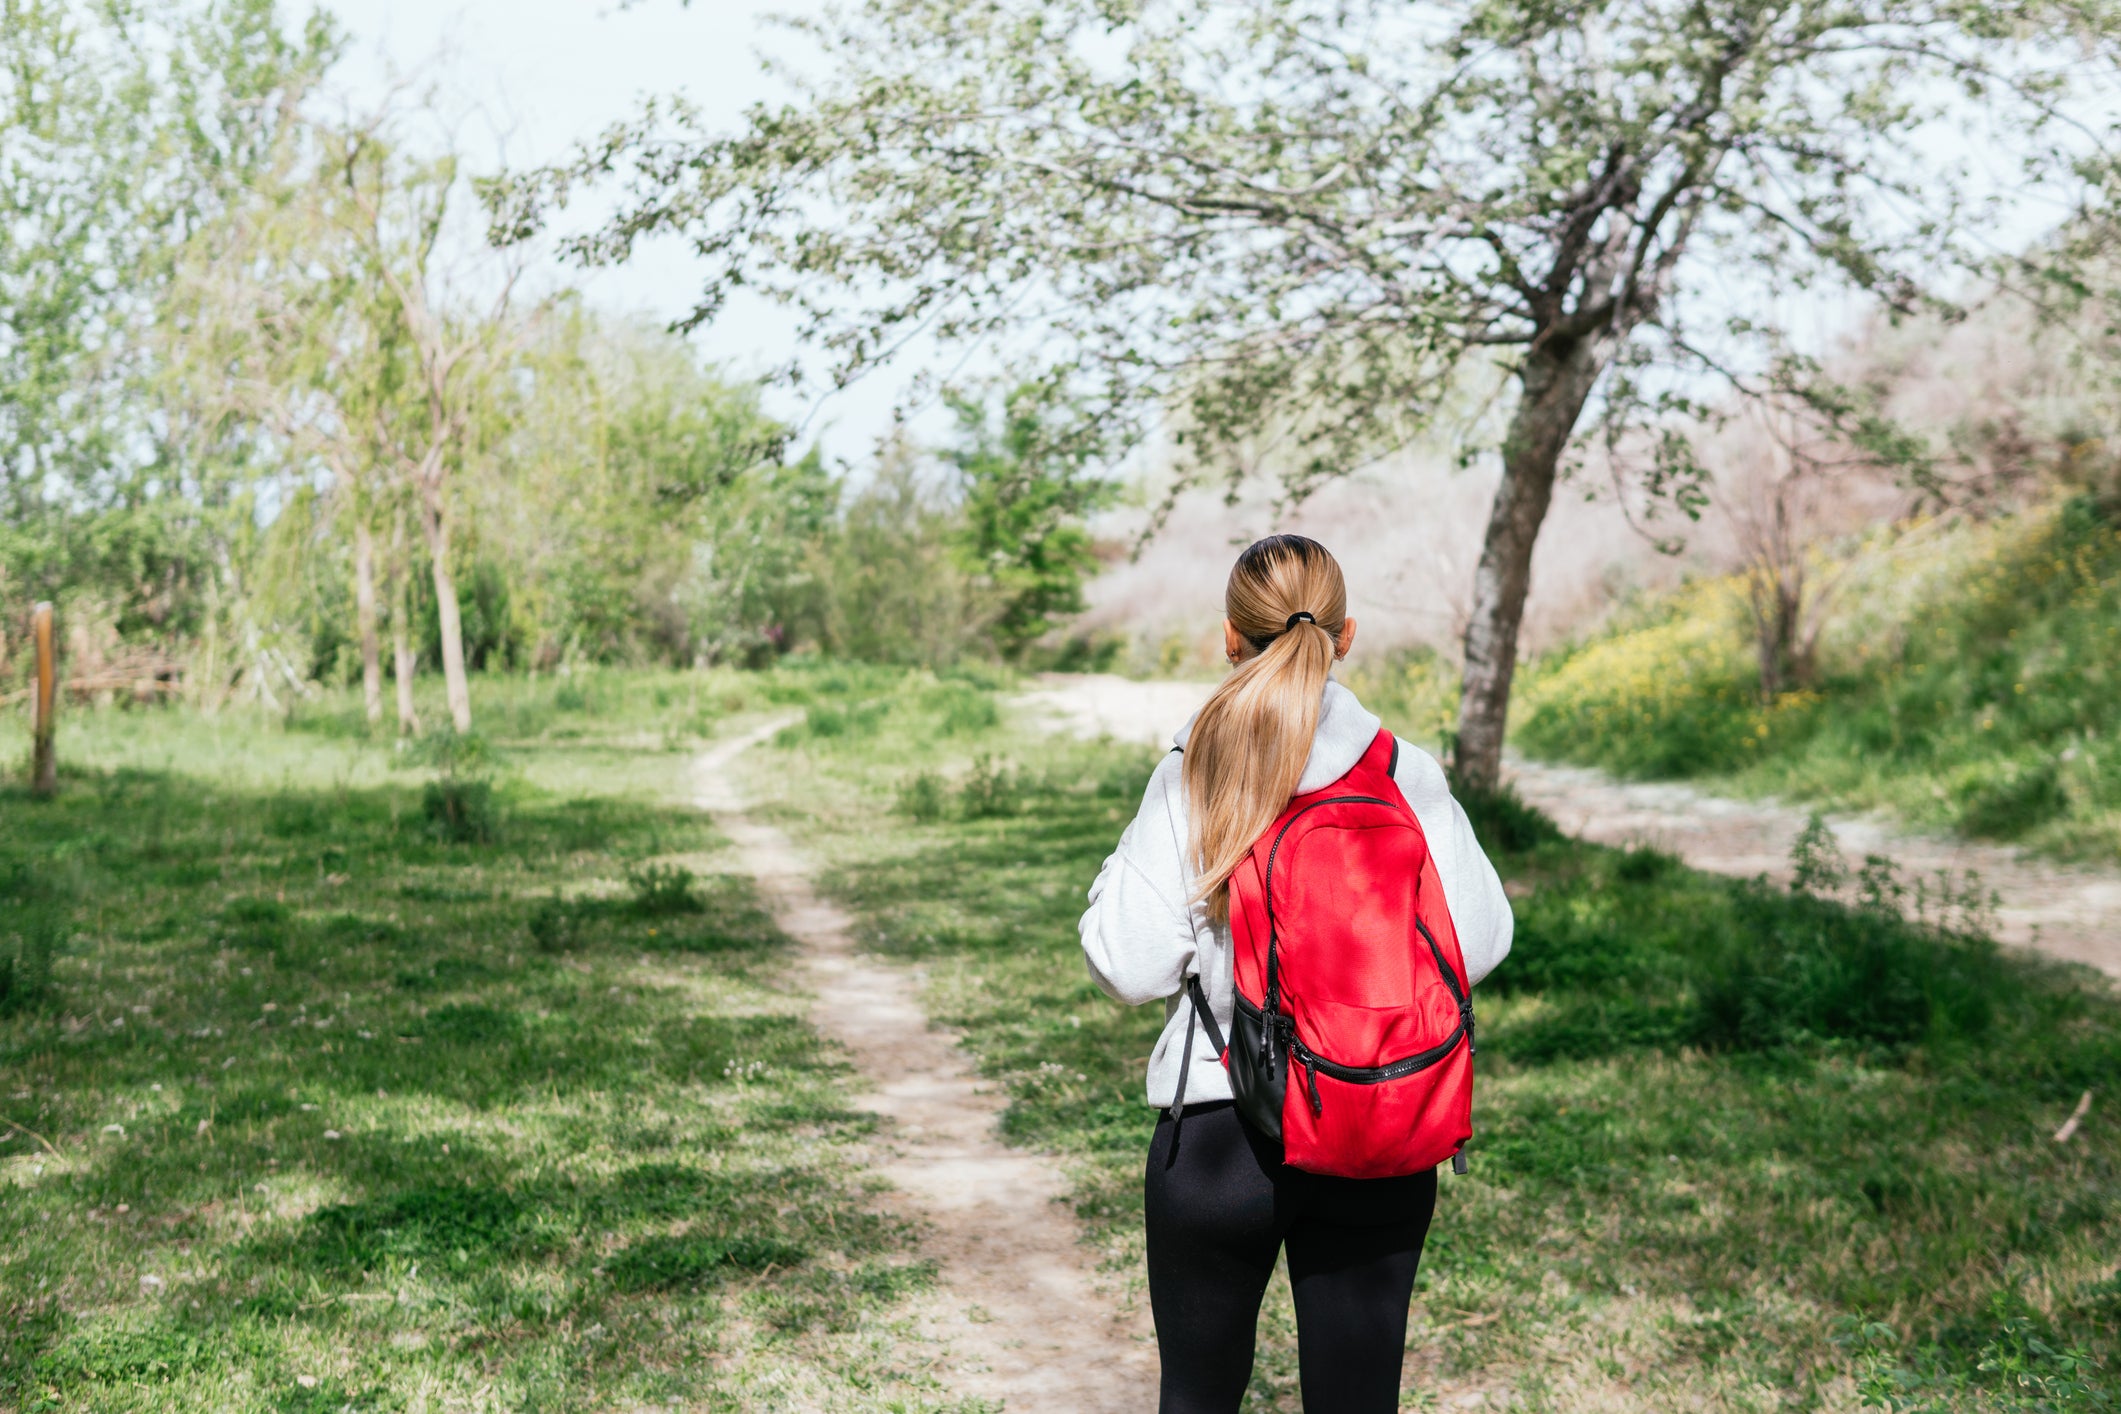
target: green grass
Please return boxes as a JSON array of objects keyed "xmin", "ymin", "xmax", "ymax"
[
  {"xmin": 748, "ymin": 667, "xmax": 2121, "ymax": 1412},
  {"xmin": 9, "ymin": 661, "xmax": 2119, "ymax": 1411},
  {"xmin": 0, "ymin": 670, "xmax": 978, "ymax": 1413},
  {"xmin": 1516, "ymin": 495, "xmax": 2121, "ymax": 862}
]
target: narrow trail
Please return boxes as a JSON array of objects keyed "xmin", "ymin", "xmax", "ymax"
[
  {"xmin": 1013, "ymin": 673, "xmax": 2121, "ymax": 980},
  {"xmin": 1505, "ymin": 759, "xmax": 2121, "ymax": 979},
  {"xmin": 693, "ymin": 720, "xmax": 1159, "ymax": 1413}
]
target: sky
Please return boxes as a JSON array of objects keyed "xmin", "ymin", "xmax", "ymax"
[{"xmin": 322, "ymin": 0, "xmax": 928, "ymax": 462}]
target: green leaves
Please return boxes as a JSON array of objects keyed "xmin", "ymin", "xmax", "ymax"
[
  {"xmin": 942, "ymin": 386, "xmax": 1115, "ymax": 657},
  {"xmin": 557, "ymin": 0, "xmax": 2117, "ymax": 516},
  {"xmin": 0, "ymin": 0, "xmax": 332, "ymax": 527}
]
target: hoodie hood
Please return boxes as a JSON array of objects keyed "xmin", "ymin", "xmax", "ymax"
[{"xmin": 1171, "ymin": 678, "xmax": 1384, "ymax": 796}]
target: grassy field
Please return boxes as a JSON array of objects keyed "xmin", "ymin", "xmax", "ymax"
[
  {"xmin": 6, "ymin": 664, "xmax": 2118, "ymax": 1412},
  {"xmin": 0, "ymin": 672, "xmax": 976, "ymax": 1413},
  {"xmin": 748, "ymin": 666, "xmax": 2121, "ymax": 1413},
  {"xmin": 1514, "ymin": 495, "xmax": 2121, "ymax": 863}
]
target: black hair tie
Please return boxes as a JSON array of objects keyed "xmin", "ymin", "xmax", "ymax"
[{"xmin": 1285, "ymin": 612, "xmax": 1316, "ymax": 631}]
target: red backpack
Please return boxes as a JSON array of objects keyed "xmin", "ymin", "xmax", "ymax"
[{"xmin": 1175, "ymin": 728, "xmax": 1476, "ymax": 1178}]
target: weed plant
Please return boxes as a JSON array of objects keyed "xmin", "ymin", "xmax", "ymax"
[
  {"xmin": 754, "ymin": 667, "xmax": 2121, "ymax": 1412},
  {"xmin": 625, "ymin": 862, "xmax": 705, "ymax": 916}
]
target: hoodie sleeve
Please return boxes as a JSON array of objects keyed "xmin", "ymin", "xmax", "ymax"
[
  {"xmin": 1080, "ymin": 751, "xmax": 1205, "ymax": 1007},
  {"xmin": 1392, "ymin": 739, "xmax": 1513, "ymax": 987}
]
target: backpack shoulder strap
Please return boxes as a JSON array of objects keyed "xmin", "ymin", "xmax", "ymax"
[
  {"xmin": 1185, "ymin": 974, "xmax": 1227, "ymax": 1056},
  {"xmin": 1352, "ymin": 726, "xmax": 1399, "ymax": 782},
  {"xmin": 1165, "ymin": 973, "xmax": 1229, "ymax": 1147}
]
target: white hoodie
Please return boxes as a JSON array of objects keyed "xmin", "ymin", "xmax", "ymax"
[{"xmin": 1079, "ymin": 679, "xmax": 1514, "ymax": 1109}]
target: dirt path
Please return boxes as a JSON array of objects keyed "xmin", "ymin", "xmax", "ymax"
[
  {"xmin": 1011, "ymin": 674, "xmax": 2121, "ymax": 980},
  {"xmin": 1011, "ymin": 672, "xmax": 1220, "ymax": 747},
  {"xmin": 694, "ymin": 721, "xmax": 1159, "ymax": 1413},
  {"xmin": 1505, "ymin": 758, "xmax": 2121, "ymax": 979}
]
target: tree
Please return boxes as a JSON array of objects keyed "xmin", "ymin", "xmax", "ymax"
[
  {"xmin": 481, "ymin": 306, "xmax": 797, "ymax": 666},
  {"xmin": 529, "ymin": 0, "xmax": 2121, "ymax": 786},
  {"xmin": 1716, "ymin": 401, "xmax": 1856, "ymax": 700},
  {"xmin": 1, "ymin": 0, "xmax": 332, "ymax": 595},
  {"xmin": 942, "ymin": 388, "xmax": 1113, "ymax": 659},
  {"xmin": 167, "ymin": 118, "xmax": 410, "ymax": 726},
  {"xmin": 335, "ymin": 113, "xmax": 529, "ymax": 733}
]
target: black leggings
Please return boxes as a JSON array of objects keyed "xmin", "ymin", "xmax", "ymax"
[{"xmin": 1145, "ymin": 1100, "xmax": 1438, "ymax": 1414}]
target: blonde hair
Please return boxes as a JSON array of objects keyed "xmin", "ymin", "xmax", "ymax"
[{"xmin": 1184, "ymin": 535, "xmax": 1348, "ymax": 923}]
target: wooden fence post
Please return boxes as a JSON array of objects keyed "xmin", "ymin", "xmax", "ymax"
[{"xmin": 31, "ymin": 602, "xmax": 56, "ymax": 799}]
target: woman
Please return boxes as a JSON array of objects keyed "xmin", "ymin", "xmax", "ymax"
[{"xmin": 1080, "ymin": 534, "xmax": 1513, "ymax": 1413}]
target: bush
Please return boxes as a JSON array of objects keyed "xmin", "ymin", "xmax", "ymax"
[
  {"xmin": 897, "ymin": 771, "xmax": 947, "ymax": 823},
  {"xmin": 924, "ymin": 681, "xmax": 1000, "ymax": 735},
  {"xmin": 789, "ymin": 700, "xmax": 889, "ymax": 742},
  {"xmin": 957, "ymin": 756, "xmax": 1019, "ymax": 819},
  {"xmin": 423, "ymin": 778, "xmax": 498, "ymax": 844},
  {"xmin": 625, "ymin": 863, "xmax": 703, "ymax": 916},
  {"xmin": 1487, "ymin": 816, "xmax": 2018, "ymax": 1066},
  {"xmin": 1691, "ymin": 884, "xmax": 2004, "ymax": 1053},
  {"xmin": 1515, "ymin": 585, "xmax": 1789, "ymax": 778},
  {"xmin": 1957, "ymin": 760, "xmax": 2070, "ymax": 839},
  {"xmin": 1513, "ymin": 499, "xmax": 2121, "ymax": 860}
]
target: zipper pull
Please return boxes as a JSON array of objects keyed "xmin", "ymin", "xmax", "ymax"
[{"xmin": 1303, "ymin": 1055, "xmax": 1323, "ymax": 1116}]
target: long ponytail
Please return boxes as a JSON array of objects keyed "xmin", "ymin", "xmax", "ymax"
[{"xmin": 1183, "ymin": 535, "xmax": 1349, "ymax": 923}]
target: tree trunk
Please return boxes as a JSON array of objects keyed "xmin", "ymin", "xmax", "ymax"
[
  {"xmin": 392, "ymin": 557, "xmax": 420, "ymax": 737},
  {"xmin": 1454, "ymin": 335, "xmax": 1613, "ymax": 790},
  {"xmin": 417, "ymin": 492, "xmax": 474, "ymax": 734},
  {"xmin": 31, "ymin": 601, "xmax": 57, "ymax": 799},
  {"xmin": 353, "ymin": 519, "xmax": 384, "ymax": 725}
]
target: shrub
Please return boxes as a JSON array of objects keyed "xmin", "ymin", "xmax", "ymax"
[
  {"xmin": 925, "ymin": 681, "xmax": 1000, "ymax": 735},
  {"xmin": 957, "ymin": 756, "xmax": 1019, "ymax": 818},
  {"xmin": 423, "ymin": 778, "xmax": 498, "ymax": 844},
  {"xmin": 789, "ymin": 700, "xmax": 889, "ymax": 742},
  {"xmin": 626, "ymin": 862, "xmax": 703, "ymax": 916},
  {"xmin": 1691, "ymin": 883, "xmax": 2006, "ymax": 1054},
  {"xmin": 1614, "ymin": 845, "xmax": 1680, "ymax": 882},
  {"xmin": 1956, "ymin": 760, "xmax": 2070, "ymax": 839},
  {"xmin": 1515, "ymin": 585, "xmax": 1784, "ymax": 777},
  {"xmin": 1489, "ymin": 819, "xmax": 2016, "ymax": 1066},
  {"xmin": 401, "ymin": 725, "xmax": 503, "ymax": 777},
  {"xmin": 898, "ymin": 771, "xmax": 947, "ymax": 823}
]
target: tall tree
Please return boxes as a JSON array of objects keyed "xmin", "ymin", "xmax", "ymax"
[
  {"xmin": 479, "ymin": 306, "xmax": 796, "ymax": 666},
  {"xmin": 942, "ymin": 388, "xmax": 1113, "ymax": 659},
  {"xmin": 336, "ymin": 115, "xmax": 528, "ymax": 734},
  {"xmin": 528, "ymin": 0, "xmax": 2121, "ymax": 785},
  {"xmin": 167, "ymin": 120, "xmax": 412, "ymax": 726},
  {"xmin": 1, "ymin": 0, "xmax": 332, "ymax": 595}
]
